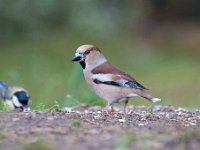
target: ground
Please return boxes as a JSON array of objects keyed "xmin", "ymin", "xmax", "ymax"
[{"xmin": 0, "ymin": 105, "xmax": 200, "ymax": 150}]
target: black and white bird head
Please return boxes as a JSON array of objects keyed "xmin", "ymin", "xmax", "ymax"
[
  {"xmin": 12, "ymin": 90, "xmax": 30, "ymax": 111},
  {"xmin": 0, "ymin": 81, "xmax": 30, "ymax": 111}
]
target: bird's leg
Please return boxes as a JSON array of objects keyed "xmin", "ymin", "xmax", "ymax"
[
  {"xmin": 102, "ymin": 103, "xmax": 110, "ymax": 112},
  {"xmin": 123, "ymin": 99, "xmax": 129, "ymax": 114},
  {"xmin": 103, "ymin": 102, "xmax": 115, "ymax": 112},
  {"xmin": 110, "ymin": 105, "xmax": 115, "ymax": 112}
]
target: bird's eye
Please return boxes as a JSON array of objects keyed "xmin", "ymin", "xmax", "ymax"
[{"xmin": 85, "ymin": 50, "xmax": 90, "ymax": 55}]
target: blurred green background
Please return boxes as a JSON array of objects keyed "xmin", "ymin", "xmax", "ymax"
[{"xmin": 0, "ymin": 0, "xmax": 200, "ymax": 109}]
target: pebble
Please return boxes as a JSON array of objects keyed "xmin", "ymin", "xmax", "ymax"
[
  {"xmin": 138, "ymin": 123, "xmax": 145, "ymax": 127},
  {"xmin": 118, "ymin": 118, "xmax": 126, "ymax": 123}
]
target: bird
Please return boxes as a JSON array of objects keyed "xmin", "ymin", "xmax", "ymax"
[
  {"xmin": 71, "ymin": 44, "xmax": 161, "ymax": 112},
  {"xmin": 0, "ymin": 81, "xmax": 30, "ymax": 111}
]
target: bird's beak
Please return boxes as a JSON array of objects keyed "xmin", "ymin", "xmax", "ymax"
[
  {"xmin": 71, "ymin": 52, "xmax": 84, "ymax": 62},
  {"xmin": 23, "ymin": 106, "xmax": 30, "ymax": 112}
]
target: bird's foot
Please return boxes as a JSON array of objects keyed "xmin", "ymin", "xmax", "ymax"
[{"xmin": 102, "ymin": 106, "xmax": 116, "ymax": 113}]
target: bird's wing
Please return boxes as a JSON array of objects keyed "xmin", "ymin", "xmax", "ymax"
[
  {"xmin": 0, "ymin": 81, "xmax": 9, "ymax": 100},
  {"xmin": 91, "ymin": 62, "xmax": 148, "ymax": 90}
]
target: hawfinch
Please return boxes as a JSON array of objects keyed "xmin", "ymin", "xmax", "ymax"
[
  {"xmin": 0, "ymin": 81, "xmax": 30, "ymax": 111},
  {"xmin": 71, "ymin": 45, "xmax": 161, "ymax": 112}
]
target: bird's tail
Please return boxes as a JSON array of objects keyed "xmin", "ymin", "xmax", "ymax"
[{"xmin": 132, "ymin": 89, "xmax": 161, "ymax": 103}]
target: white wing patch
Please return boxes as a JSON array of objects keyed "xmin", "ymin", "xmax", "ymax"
[
  {"xmin": 92, "ymin": 74, "xmax": 130, "ymax": 87},
  {"xmin": 115, "ymin": 79, "xmax": 127, "ymax": 86},
  {"xmin": 92, "ymin": 74, "xmax": 112, "ymax": 82}
]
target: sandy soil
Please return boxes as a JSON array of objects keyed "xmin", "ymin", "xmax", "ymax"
[{"xmin": 0, "ymin": 105, "xmax": 200, "ymax": 150}]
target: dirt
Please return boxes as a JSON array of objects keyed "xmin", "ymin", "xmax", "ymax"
[{"xmin": 0, "ymin": 105, "xmax": 200, "ymax": 150}]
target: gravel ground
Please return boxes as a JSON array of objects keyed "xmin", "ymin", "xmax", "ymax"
[{"xmin": 0, "ymin": 105, "xmax": 200, "ymax": 150}]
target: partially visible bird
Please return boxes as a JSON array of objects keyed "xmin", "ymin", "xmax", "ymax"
[
  {"xmin": 71, "ymin": 44, "xmax": 161, "ymax": 112},
  {"xmin": 0, "ymin": 81, "xmax": 30, "ymax": 111}
]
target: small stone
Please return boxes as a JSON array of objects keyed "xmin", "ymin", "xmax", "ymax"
[
  {"xmin": 138, "ymin": 123, "xmax": 145, "ymax": 127},
  {"xmin": 12, "ymin": 118, "xmax": 20, "ymax": 122},
  {"xmin": 84, "ymin": 110, "xmax": 89, "ymax": 114},
  {"xmin": 118, "ymin": 118, "xmax": 126, "ymax": 123},
  {"xmin": 177, "ymin": 111, "xmax": 182, "ymax": 115},
  {"xmin": 189, "ymin": 122, "xmax": 197, "ymax": 126},
  {"xmin": 97, "ymin": 111, "xmax": 102, "ymax": 114},
  {"xmin": 94, "ymin": 115, "xmax": 100, "ymax": 119}
]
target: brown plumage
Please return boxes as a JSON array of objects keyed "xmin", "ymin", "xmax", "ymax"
[
  {"xmin": 92, "ymin": 62, "xmax": 136, "ymax": 81},
  {"xmin": 72, "ymin": 44, "xmax": 161, "ymax": 113}
]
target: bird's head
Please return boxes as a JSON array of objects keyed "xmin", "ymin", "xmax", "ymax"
[
  {"xmin": 12, "ymin": 91, "xmax": 30, "ymax": 112},
  {"xmin": 71, "ymin": 44, "xmax": 106, "ymax": 69},
  {"xmin": 0, "ymin": 81, "xmax": 9, "ymax": 100}
]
